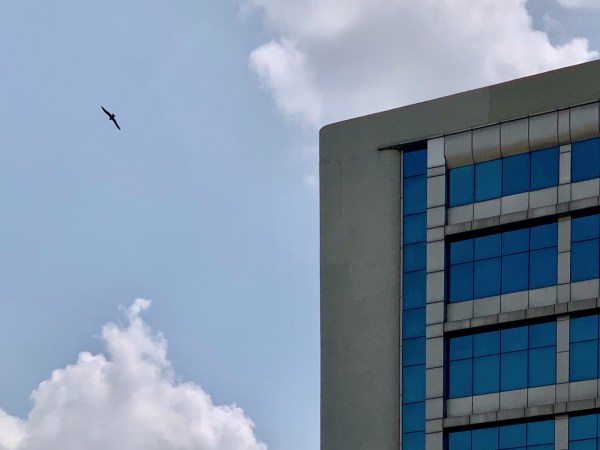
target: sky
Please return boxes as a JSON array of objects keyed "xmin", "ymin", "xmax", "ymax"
[{"xmin": 0, "ymin": 1, "xmax": 598, "ymax": 449}]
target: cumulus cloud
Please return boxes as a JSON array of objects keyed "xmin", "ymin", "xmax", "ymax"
[
  {"xmin": 556, "ymin": 0, "xmax": 600, "ymax": 10},
  {"xmin": 0, "ymin": 299, "xmax": 267, "ymax": 450},
  {"xmin": 246, "ymin": 0, "xmax": 598, "ymax": 128}
]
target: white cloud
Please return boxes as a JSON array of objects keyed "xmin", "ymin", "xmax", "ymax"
[
  {"xmin": 246, "ymin": 0, "xmax": 598, "ymax": 128},
  {"xmin": 556, "ymin": 0, "xmax": 600, "ymax": 10},
  {"xmin": 0, "ymin": 299, "xmax": 267, "ymax": 450}
]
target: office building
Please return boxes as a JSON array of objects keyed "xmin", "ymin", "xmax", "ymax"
[{"xmin": 320, "ymin": 60, "xmax": 600, "ymax": 449}]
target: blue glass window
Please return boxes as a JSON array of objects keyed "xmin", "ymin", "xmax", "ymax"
[
  {"xmin": 402, "ymin": 308, "xmax": 425, "ymax": 339},
  {"xmin": 572, "ymin": 214, "xmax": 600, "ymax": 242},
  {"xmin": 403, "ymin": 213, "xmax": 426, "ymax": 244},
  {"xmin": 449, "ymin": 221, "xmax": 558, "ymax": 303},
  {"xmin": 403, "ymin": 365, "xmax": 425, "ymax": 403},
  {"xmin": 403, "ymin": 149, "xmax": 427, "ymax": 177},
  {"xmin": 569, "ymin": 413, "xmax": 600, "ymax": 450},
  {"xmin": 571, "ymin": 240, "xmax": 600, "ymax": 282},
  {"xmin": 448, "ymin": 321, "xmax": 556, "ymax": 398},
  {"xmin": 403, "ymin": 243, "xmax": 426, "ymax": 272},
  {"xmin": 572, "ymin": 137, "xmax": 600, "ymax": 183},
  {"xmin": 403, "ymin": 338, "xmax": 426, "ymax": 367},
  {"xmin": 476, "ymin": 159, "xmax": 502, "ymax": 202},
  {"xmin": 403, "ymin": 175, "xmax": 427, "ymax": 215},
  {"xmin": 403, "ymin": 432, "xmax": 425, "ymax": 450},
  {"xmin": 530, "ymin": 147, "xmax": 559, "ymax": 191},
  {"xmin": 503, "ymin": 153, "xmax": 530, "ymax": 196},
  {"xmin": 448, "ymin": 420, "xmax": 554, "ymax": 450},
  {"xmin": 402, "ymin": 402, "xmax": 425, "ymax": 432},
  {"xmin": 570, "ymin": 314, "xmax": 600, "ymax": 382},
  {"xmin": 403, "ymin": 270, "xmax": 426, "ymax": 310},
  {"xmin": 449, "ymin": 165, "xmax": 474, "ymax": 207}
]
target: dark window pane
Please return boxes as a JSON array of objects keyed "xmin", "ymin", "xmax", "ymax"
[
  {"xmin": 502, "ymin": 228, "xmax": 529, "ymax": 255},
  {"xmin": 529, "ymin": 322, "xmax": 556, "ymax": 348},
  {"xmin": 449, "ymin": 359, "xmax": 472, "ymax": 398},
  {"xmin": 475, "ymin": 234, "xmax": 502, "ymax": 260},
  {"xmin": 570, "ymin": 315, "xmax": 599, "ymax": 343},
  {"xmin": 403, "ymin": 338, "xmax": 426, "ymax": 367},
  {"xmin": 571, "ymin": 239, "xmax": 600, "ymax": 282},
  {"xmin": 404, "ymin": 242, "xmax": 426, "ymax": 272},
  {"xmin": 403, "ymin": 270, "xmax": 426, "ymax": 310},
  {"xmin": 449, "ymin": 430, "xmax": 471, "ymax": 450},
  {"xmin": 403, "ymin": 149, "xmax": 427, "ymax": 178},
  {"xmin": 570, "ymin": 414, "xmax": 597, "ymax": 440},
  {"xmin": 449, "ymin": 165, "xmax": 474, "ymax": 207},
  {"xmin": 570, "ymin": 340, "xmax": 599, "ymax": 382},
  {"xmin": 529, "ymin": 247, "xmax": 557, "ymax": 289},
  {"xmin": 501, "ymin": 326, "xmax": 528, "ymax": 352},
  {"xmin": 403, "ymin": 431, "xmax": 425, "ymax": 450},
  {"xmin": 402, "ymin": 308, "xmax": 425, "ymax": 339},
  {"xmin": 572, "ymin": 138, "xmax": 600, "ymax": 183},
  {"xmin": 530, "ymin": 223, "xmax": 557, "ymax": 250},
  {"xmin": 449, "ymin": 335, "xmax": 473, "ymax": 361},
  {"xmin": 404, "ymin": 175, "xmax": 427, "ymax": 215},
  {"xmin": 403, "ymin": 213, "xmax": 427, "ymax": 244},
  {"xmin": 403, "ymin": 364, "xmax": 425, "ymax": 403},
  {"xmin": 572, "ymin": 215, "xmax": 600, "ymax": 243},
  {"xmin": 450, "ymin": 239, "xmax": 474, "ymax": 264},
  {"xmin": 568, "ymin": 439, "xmax": 596, "ymax": 450},
  {"xmin": 449, "ymin": 262, "xmax": 474, "ymax": 302},
  {"xmin": 472, "ymin": 427, "xmax": 499, "ymax": 450},
  {"xmin": 531, "ymin": 147, "xmax": 559, "ymax": 190},
  {"xmin": 474, "ymin": 258, "xmax": 501, "ymax": 298},
  {"xmin": 501, "ymin": 350, "xmax": 527, "ymax": 391},
  {"xmin": 500, "ymin": 423, "xmax": 526, "ymax": 448},
  {"xmin": 474, "ymin": 331, "xmax": 500, "ymax": 357},
  {"xmin": 503, "ymin": 152, "xmax": 530, "ymax": 196},
  {"xmin": 528, "ymin": 346, "xmax": 556, "ymax": 387},
  {"xmin": 476, "ymin": 159, "xmax": 502, "ymax": 202},
  {"xmin": 402, "ymin": 402, "xmax": 425, "ymax": 432},
  {"xmin": 502, "ymin": 252, "xmax": 529, "ymax": 294},
  {"xmin": 527, "ymin": 420, "xmax": 554, "ymax": 445},
  {"xmin": 473, "ymin": 355, "xmax": 500, "ymax": 395}
]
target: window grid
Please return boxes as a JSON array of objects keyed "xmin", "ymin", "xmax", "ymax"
[
  {"xmin": 569, "ymin": 413, "xmax": 600, "ymax": 449},
  {"xmin": 447, "ymin": 419, "xmax": 554, "ymax": 450},
  {"xmin": 402, "ymin": 148, "xmax": 427, "ymax": 450},
  {"xmin": 572, "ymin": 137, "xmax": 600, "ymax": 183},
  {"xmin": 448, "ymin": 322, "xmax": 556, "ymax": 399},
  {"xmin": 448, "ymin": 147, "xmax": 559, "ymax": 207},
  {"xmin": 448, "ymin": 223, "xmax": 558, "ymax": 303},
  {"xmin": 571, "ymin": 213, "xmax": 600, "ymax": 283}
]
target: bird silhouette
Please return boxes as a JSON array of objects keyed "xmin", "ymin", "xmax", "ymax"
[{"xmin": 101, "ymin": 106, "xmax": 121, "ymax": 130}]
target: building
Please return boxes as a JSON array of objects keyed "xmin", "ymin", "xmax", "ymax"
[{"xmin": 320, "ymin": 60, "xmax": 600, "ymax": 450}]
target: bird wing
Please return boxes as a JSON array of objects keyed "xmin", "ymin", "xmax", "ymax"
[
  {"xmin": 112, "ymin": 118, "xmax": 121, "ymax": 130},
  {"xmin": 101, "ymin": 106, "xmax": 111, "ymax": 116}
]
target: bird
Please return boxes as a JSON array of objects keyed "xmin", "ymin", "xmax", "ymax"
[{"xmin": 101, "ymin": 106, "xmax": 121, "ymax": 130}]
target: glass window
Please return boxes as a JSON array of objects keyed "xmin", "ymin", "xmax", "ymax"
[
  {"xmin": 403, "ymin": 213, "xmax": 427, "ymax": 244},
  {"xmin": 572, "ymin": 138, "xmax": 600, "ymax": 183},
  {"xmin": 402, "ymin": 402, "xmax": 425, "ymax": 432},
  {"xmin": 570, "ymin": 414, "xmax": 597, "ymax": 441},
  {"xmin": 502, "ymin": 228, "xmax": 529, "ymax": 255},
  {"xmin": 502, "ymin": 153, "xmax": 530, "ymax": 196},
  {"xmin": 570, "ymin": 340, "xmax": 598, "ymax": 381},
  {"xmin": 528, "ymin": 346, "xmax": 556, "ymax": 387},
  {"xmin": 571, "ymin": 240, "xmax": 600, "ymax": 282},
  {"xmin": 403, "ymin": 149, "xmax": 427, "ymax": 178},
  {"xmin": 402, "ymin": 308, "xmax": 426, "ymax": 339},
  {"xmin": 474, "ymin": 258, "xmax": 501, "ymax": 298},
  {"xmin": 403, "ymin": 242, "xmax": 426, "ymax": 272},
  {"xmin": 404, "ymin": 175, "xmax": 427, "ymax": 215},
  {"xmin": 502, "ymin": 252, "xmax": 529, "ymax": 294},
  {"xmin": 449, "ymin": 165, "xmax": 474, "ymax": 207},
  {"xmin": 530, "ymin": 147, "xmax": 559, "ymax": 191},
  {"xmin": 500, "ymin": 423, "xmax": 526, "ymax": 449},
  {"xmin": 449, "ymin": 263, "xmax": 473, "ymax": 302},
  {"xmin": 475, "ymin": 234, "xmax": 502, "ymax": 260},
  {"xmin": 529, "ymin": 223, "xmax": 557, "ymax": 250},
  {"xmin": 449, "ymin": 359, "xmax": 472, "ymax": 398},
  {"xmin": 472, "ymin": 427, "xmax": 499, "ymax": 450},
  {"xmin": 474, "ymin": 331, "xmax": 500, "ymax": 356},
  {"xmin": 403, "ymin": 431, "xmax": 425, "ymax": 450},
  {"xmin": 450, "ymin": 239, "xmax": 474, "ymax": 264},
  {"xmin": 529, "ymin": 322, "xmax": 556, "ymax": 348},
  {"xmin": 571, "ymin": 315, "xmax": 599, "ymax": 343},
  {"xmin": 501, "ymin": 327, "xmax": 528, "ymax": 352},
  {"xmin": 403, "ymin": 338, "xmax": 426, "ymax": 367},
  {"xmin": 572, "ymin": 214, "xmax": 600, "ymax": 242},
  {"xmin": 449, "ymin": 430, "xmax": 471, "ymax": 450},
  {"xmin": 476, "ymin": 159, "xmax": 502, "ymax": 202},
  {"xmin": 403, "ymin": 270, "xmax": 426, "ymax": 310},
  {"xmin": 527, "ymin": 420, "xmax": 554, "ymax": 445},
  {"xmin": 501, "ymin": 350, "xmax": 527, "ymax": 391},
  {"xmin": 529, "ymin": 248, "xmax": 557, "ymax": 289},
  {"xmin": 449, "ymin": 335, "xmax": 473, "ymax": 361},
  {"xmin": 403, "ymin": 365, "xmax": 425, "ymax": 403}
]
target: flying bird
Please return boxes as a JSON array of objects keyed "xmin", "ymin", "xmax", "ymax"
[{"xmin": 101, "ymin": 106, "xmax": 121, "ymax": 130}]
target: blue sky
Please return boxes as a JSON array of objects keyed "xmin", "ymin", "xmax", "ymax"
[{"xmin": 0, "ymin": 1, "xmax": 598, "ymax": 449}]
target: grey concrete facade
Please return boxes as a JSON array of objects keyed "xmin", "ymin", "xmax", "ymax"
[{"xmin": 321, "ymin": 60, "xmax": 600, "ymax": 450}]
